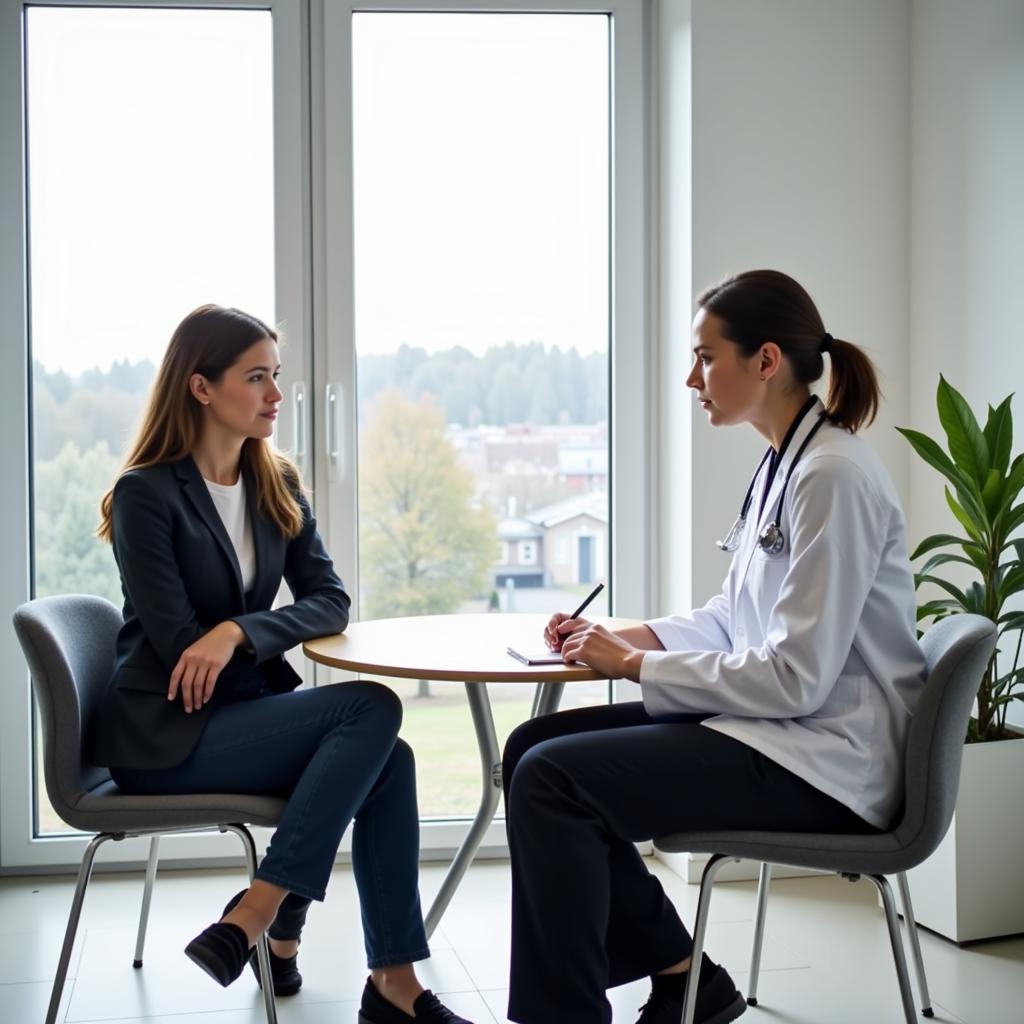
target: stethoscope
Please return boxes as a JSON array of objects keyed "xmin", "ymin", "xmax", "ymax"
[{"xmin": 717, "ymin": 398, "xmax": 828, "ymax": 556}]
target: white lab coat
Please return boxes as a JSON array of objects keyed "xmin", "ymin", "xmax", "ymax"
[{"xmin": 640, "ymin": 399, "xmax": 926, "ymax": 828}]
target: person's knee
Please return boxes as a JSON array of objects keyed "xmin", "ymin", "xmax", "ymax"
[
  {"xmin": 331, "ymin": 679, "xmax": 403, "ymax": 737},
  {"xmin": 506, "ymin": 743, "xmax": 562, "ymax": 819},
  {"xmin": 502, "ymin": 717, "xmax": 552, "ymax": 787},
  {"xmin": 389, "ymin": 736, "xmax": 416, "ymax": 776}
]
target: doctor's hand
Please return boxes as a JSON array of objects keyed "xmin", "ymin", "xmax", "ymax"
[
  {"xmin": 545, "ymin": 612, "xmax": 592, "ymax": 651},
  {"xmin": 168, "ymin": 620, "xmax": 247, "ymax": 713},
  {"xmin": 559, "ymin": 622, "xmax": 645, "ymax": 681}
]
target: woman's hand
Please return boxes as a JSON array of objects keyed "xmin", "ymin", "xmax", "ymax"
[
  {"xmin": 168, "ymin": 621, "xmax": 248, "ymax": 713},
  {"xmin": 559, "ymin": 622, "xmax": 645, "ymax": 681},
  {"xmin": 544, "ymin": 612, "xmax": 592, "ymax": 651}
]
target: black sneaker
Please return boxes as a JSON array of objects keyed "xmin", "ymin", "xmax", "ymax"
[
  {"xmin": 358, "ymin": 976, "xmax": 475, "ymax": 1024},
  {"xmin": 636, "ymin": 962, "xmax": 746, "ymax": 1024}
]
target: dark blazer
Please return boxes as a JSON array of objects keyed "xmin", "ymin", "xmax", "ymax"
[{"xmin": 92, "ymin": 455, "xmax": 351, "ymax": 770}]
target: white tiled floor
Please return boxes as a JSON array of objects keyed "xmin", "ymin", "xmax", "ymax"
[{"xmin": 1, "ymin": 857, "xmax": 1021, "ymax": 1023}]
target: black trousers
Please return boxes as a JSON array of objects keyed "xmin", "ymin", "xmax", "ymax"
[{"xmin": 502, "ymin": 702, "xmax": 878, "ymax": 1024}]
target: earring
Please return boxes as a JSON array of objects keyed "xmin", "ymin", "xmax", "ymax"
[{"xmin": 759, "ymin": 375, "xmax": 766, "ymax": 382}]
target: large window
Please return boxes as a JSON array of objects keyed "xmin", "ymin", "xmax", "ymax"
[
  {"xmin": 25, "ymin": 6, "xmax": 275, "ymax": 835},
  {"xmin": 350, "ymin": 11, "xmax": 611, "ymax": 817},
  {"xmin": 0, "ymin": 0, "xmax": 649, "ymax": 869}
]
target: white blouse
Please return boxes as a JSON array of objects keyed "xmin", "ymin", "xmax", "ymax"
[{"xmin": 203, "ymin": 475, "xmax": 257, "ymax": 592}]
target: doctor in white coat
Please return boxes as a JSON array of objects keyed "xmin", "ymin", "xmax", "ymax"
[{"xmin": 501, "ymin": 269, "xmax": 927, "ymax": 1024}]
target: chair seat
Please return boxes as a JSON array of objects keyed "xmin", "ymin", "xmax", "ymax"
[
  {"xmin": 654, "ymin": 827, "xmax": 911, "ymax": 876},
  {"xmin": 61, "ymin": 779, "xmax": 287, "ymax": 833}
]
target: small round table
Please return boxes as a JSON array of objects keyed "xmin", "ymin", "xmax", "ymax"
[{"xmin": 304, "ymin": 612, "xmax": 638, "ymax": 935}]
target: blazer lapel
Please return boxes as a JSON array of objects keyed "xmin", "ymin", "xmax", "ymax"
[{"xmin": 173, "ymin": 456, "xmax": 245, "ymax": 605}]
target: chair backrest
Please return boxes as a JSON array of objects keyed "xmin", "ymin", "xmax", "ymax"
[
  {"xmin": 12, "ymin": 594, "xmax": 123, "ymax": 819},
  {"xmin": 893, "ymin": 613, "xmax": 997, "ymax": 858}
]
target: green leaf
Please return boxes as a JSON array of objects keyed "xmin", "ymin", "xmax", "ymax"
[
  {"xmin": 998, "ymin": 564, "xmax": 1024, "ymax": 602},
  {"xmin": 997, "ymin": 611, "xmax": 1024, "ymax": 630},
  {"xmin": 1002, "ymin": 456, "xmax": 1024, "ymax": 508},
  {"xmin": 983, "ymin": 395, "xmax": 1014, "ymax": 476},
  {"xmin": 937, "ymin": 376, "xmax": 990, "ymax": 486},
  {"xmin": 910, "ymin": 533, "xmax": 980, "ymax": 560},
  {"xmin": 966, "ymin": 581, "xmax": 987, "ymax": 615},
  {"xmin": 981, "ymin": 468, "xmax": 1005, "ymax": 519},
  {"xmin": 1001, "ymin": 502, "xmax": 1024, "ymax": 538},
  {"xmin": 945, "ymin": 488, "xmax": 984, "ymax": 544},
  {"xmin": 916, "ymin": 599, "xmax": 961, "ymax": 620},
  {"xmin": 896, "ymin": 427, "xmax": 973, "ymax": 492},
  {"xmin": 918, "ymin": 552, "xmax": 979, "ymax": 578},
  {"xmin": 898, "ymin": 427, "xmax": 987, "ymax": 523},
  {"xmin": 916, "ymin": 573, "xmax": 969, "ymax": 608}
]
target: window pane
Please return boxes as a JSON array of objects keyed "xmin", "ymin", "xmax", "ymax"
[
  {"xmin": 26, "ymin": 7, "xmax": 274, "ymax": 835},
  {"xmin": 352, "ymin": 12, "xmax": 610, "ymax": 818}
]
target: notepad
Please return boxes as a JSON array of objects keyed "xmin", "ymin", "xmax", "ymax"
[{"xmin": 506, "ymin": 646, "xmax": 566, "ymax": 666}]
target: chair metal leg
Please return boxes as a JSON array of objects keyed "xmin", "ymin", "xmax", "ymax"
[
  {"xmin": 681, "ymin": 854, "xmax": 736, "ymax": 1024},
  {"xmin": 746, "ymin": 861, "xmax": 772, "ymax": 1006},
  {"xmin": 133, "ymin": 835, "xmax": 161, "ymax": 968},
  {"xmin": 896, "ymin": 870, "xmax": 934, "ymax": 1018},
  {"xmin": 424, "ymin": 682, "xmax": 502, "ymax": 938},
  {"xmin": 867, "ymin": 874, "xmax": 918, "ymax": 1024},
  {"xmin": 223, "ymin": 823, "xmax": 278, "ymax": 1024},
  {"xmin": 47, "ymin": 833, "xmax": 112, "ymax": 1024}
]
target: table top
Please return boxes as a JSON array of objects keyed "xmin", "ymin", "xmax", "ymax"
[{"xmin": 303, "ymin": 612, "xmax": 640, "ymax": 683}]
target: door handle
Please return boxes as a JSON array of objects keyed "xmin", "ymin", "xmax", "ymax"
[
  {"xmin": 326, "ymin": 382, "xmax": 343, "ymax": 471},
  {"xmin": 292, "ymin": 381, "xmax": 306, "ymax": 465}
]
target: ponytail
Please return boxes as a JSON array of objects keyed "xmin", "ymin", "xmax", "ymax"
[
  {"xmin": 697, "ymin": 269, "xmax": 882, "ymax": 433},
  {"xmin": 823, "ymin": 336, "xmax": 880, "ymax": 432}
]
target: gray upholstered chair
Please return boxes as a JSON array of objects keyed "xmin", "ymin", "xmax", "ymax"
[
  {"xmin": 13, "ymin": 594, "xmax": 288, "ymax": 1024},
  {"xmin": 654, "ymin": 613, "xmax": 997, "ymax": 1024}
]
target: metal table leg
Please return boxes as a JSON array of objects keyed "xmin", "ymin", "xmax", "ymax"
[
  {"xmin": 423, "ymin": 677, "xmax": 568, "ymax": 938},
  {"xmin": 421, "ymin": 679, "xmax": 573, "ymax": 937},
  {"xmin": 424, "ymin": 682, "xmax": 502, "ymax": 937},
  {"xmin": 531, "ymin": 680, "xmax": 565, "ymax": 718}
]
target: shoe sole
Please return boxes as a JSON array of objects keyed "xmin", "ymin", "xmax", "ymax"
[
  {"xmin": 184, "ymin": 945, "xmax": 233, "ymax": 988},
  {"xmin": 702, "ymin": 992, "xmax": 747, "ymax": 1024}
]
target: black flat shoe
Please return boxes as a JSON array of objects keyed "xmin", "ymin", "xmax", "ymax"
[
  {"xmin": 635, "ymin": 961, "xmax": 746, "ymax": 1024},
  {"xmin": 223, "ymin": 889, "xmax": 303, "ymax": 996},
  {"xmin": 184, "ymin": 921, "xmax": 250, "ymax": 987},
  {"xmin": 358, "ymin": 976, "xmax": 475, "ymax": 1023}
]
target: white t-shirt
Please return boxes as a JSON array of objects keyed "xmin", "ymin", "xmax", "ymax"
[{"xmin": 203, "ymin": 475, "xmax": 257, "ymax": 592}]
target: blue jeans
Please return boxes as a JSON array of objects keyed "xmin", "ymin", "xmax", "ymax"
[{"xmin": 112, "ymin": 681, "xmax": 429, "ymax": 968}]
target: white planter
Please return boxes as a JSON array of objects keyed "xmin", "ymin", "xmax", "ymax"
[{"xmin": 905, "ymin": 734, "xmax": 1024, "ymax": 943}]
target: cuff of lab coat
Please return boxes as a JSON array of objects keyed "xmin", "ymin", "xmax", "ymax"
[{"xmin": 639, "ymin": 648, "xmax": 674, "ymax": 686}]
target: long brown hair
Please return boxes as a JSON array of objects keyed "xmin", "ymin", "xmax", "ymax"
[
  {"xmin": 697, "ymin": 269, "xmax": 880, "ymax": 432},
  {"xmin": 97, "ymin": 304, "xmax": 304, "ymax": 542}
]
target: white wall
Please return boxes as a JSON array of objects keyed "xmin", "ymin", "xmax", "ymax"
[
  {"xmin": 656, "ymin": 0, "xmax": 912, "ymax": 614},
  {"xmin": 910, "ymin": 0, "xmax": 1024, "ymax": 725}
]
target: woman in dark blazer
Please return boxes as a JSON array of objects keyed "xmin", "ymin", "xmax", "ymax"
[{"xmin": 94, "ymin": 304, "xmax": 472, "ymax": 1024}]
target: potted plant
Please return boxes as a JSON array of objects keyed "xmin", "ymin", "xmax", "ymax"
[{"xmin": 897, "ymin": 376, "xmax": 1024, "ymax": 941}]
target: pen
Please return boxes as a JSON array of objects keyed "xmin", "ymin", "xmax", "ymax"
[
  {"xmin": 546, "ymin": 582, "xmax": 605, "ymax": 654},
  {"xmin": 568, "ymin": 581, "xmax": 605, "ymax": 620}
]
